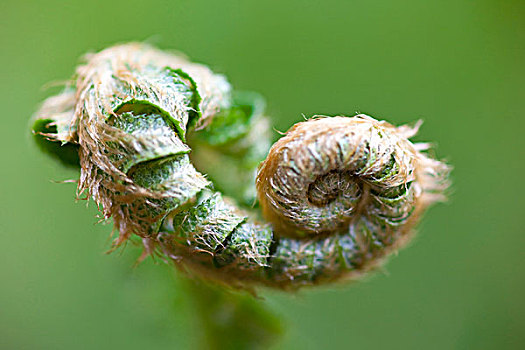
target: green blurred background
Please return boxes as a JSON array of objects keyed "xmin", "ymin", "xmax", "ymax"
[{"xmin": 2, "ymin": 0, "xmax": 524, "ymax": 349}]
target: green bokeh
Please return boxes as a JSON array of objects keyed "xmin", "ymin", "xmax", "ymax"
[{"xmin": 1, "ymin": 0, "xmax": 524, "ymax": 349}]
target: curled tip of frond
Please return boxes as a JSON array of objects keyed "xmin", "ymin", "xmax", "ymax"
[{"xmin": 257, "ymin": 114, "xmax": 449, "ymax": 238}]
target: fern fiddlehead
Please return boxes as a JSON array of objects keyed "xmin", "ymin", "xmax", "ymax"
[{"xmin": 32, "ymin": 43, "xmax": 449, "ymax": 289}]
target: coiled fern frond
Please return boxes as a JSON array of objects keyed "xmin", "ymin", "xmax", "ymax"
[{"xmin": 32, "ymin": 43, "xmax": 450, "ymax": 289}]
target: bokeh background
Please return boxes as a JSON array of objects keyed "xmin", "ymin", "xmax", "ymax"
[{"xmin": 2, "ymin": 0, "xmax": 524, "ymax": 349}]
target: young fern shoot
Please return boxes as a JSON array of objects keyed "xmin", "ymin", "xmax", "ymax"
[{"xmin": 32, "ymin": 43, "xmax": 450, "ymax": 289}]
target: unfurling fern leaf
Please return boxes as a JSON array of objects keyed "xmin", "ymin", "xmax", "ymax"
[{"xmin": 32, "ymin": 43, "xmax": 450, "ymax": 290}]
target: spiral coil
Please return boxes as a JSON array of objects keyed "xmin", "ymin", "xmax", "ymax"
[{"xmin": 32, "ymin": 43, "xmax": 449, "ymax": 289}]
